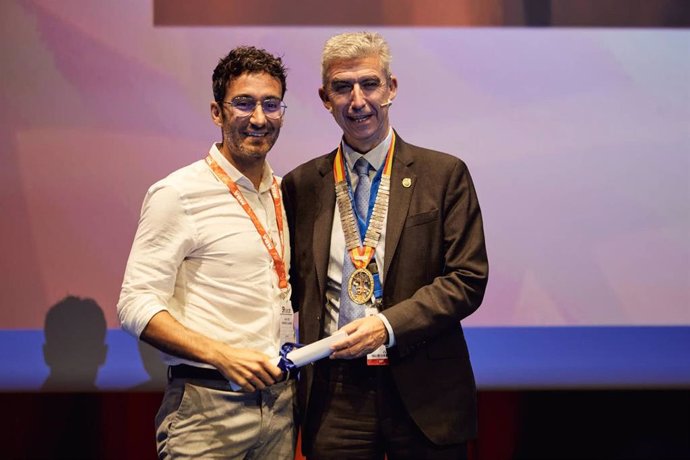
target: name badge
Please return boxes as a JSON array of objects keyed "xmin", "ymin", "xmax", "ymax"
[
  {"xmin": 279, "ymin": 300, "xmax": 296, "ymax": 345},
  {"xmin": 365, "ymin": 307, "xmax": 389, "ymax": 366}
]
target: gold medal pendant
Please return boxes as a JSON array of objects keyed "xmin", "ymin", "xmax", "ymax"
[{"xmin": 347, "ymin": 268, "xmax": 374, "ymax": 304}]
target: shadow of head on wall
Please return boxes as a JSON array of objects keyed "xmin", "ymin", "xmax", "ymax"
[{"xmin": 41, "ymin": 295, "xmax": 107, "ymax": 392}]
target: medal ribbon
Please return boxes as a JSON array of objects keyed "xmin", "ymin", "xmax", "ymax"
[
  {"xmin": 205, "ymin": 155, "xmax": 288, "ymax": 289},
  {"xmin": 333, "ymin": 133, "xmax": 396, "ymax": 276}
]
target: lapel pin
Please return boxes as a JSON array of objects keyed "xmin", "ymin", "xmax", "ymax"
[{"xmin": 402, "ymin": 178, "xmax": 412, "ymax": 188}]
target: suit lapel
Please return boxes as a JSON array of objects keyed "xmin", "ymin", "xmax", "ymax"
[
  {"xmin": 313, "ymin": 151, "xmax": 337, "ymax": 302},
  {"xmin": 384, "ymin": 135, "xmax": 415, "ymax": 286}
]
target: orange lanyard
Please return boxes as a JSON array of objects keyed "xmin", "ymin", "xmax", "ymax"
[{"xmin": 205, "ymin": 155, "xmax": 288, "ymax": 290}]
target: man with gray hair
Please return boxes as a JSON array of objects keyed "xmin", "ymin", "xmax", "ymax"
[{"xmin": 283, "ymin": 32, "xmax": 488, "ymax": 459}]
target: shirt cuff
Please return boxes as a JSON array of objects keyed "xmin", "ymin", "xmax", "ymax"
[{"xmin": 377, "ymin": 313, "xmax": 396, "ymax": 348}]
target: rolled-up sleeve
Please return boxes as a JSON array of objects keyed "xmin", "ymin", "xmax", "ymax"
[{"xmin": 117, "ymin": 184, "xmax": 195, "ymax": 338}]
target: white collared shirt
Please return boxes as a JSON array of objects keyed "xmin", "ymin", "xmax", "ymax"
[
  {"xmin": 118, "ymin": 143, "xmax": 290, "ymax": 366},
  {"xmin": 325, "ymin": 129, "xmax": 396, "ymax": 345}
]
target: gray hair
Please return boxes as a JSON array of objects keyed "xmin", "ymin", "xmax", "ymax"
[{"xmin": 321, "ymin": 31, "xmax": 392, "ymax": 86}]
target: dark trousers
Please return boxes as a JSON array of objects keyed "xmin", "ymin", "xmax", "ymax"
[{"xmin": 303, "ymin": 359, "xmax": 468, "ymax": 460}]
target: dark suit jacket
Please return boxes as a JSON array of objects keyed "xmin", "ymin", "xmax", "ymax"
[{"xmin": 282, "ymin": 133, "xmax": 488, "ymax": 446}]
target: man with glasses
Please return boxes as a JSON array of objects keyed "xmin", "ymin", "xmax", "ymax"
[
  {"xmin": 283, "ymin": 32, "xmax": 488, "ymax": 459},
  {"xmin": 118, "ymin": 46, "xmax": 295, "ymax": 459}
]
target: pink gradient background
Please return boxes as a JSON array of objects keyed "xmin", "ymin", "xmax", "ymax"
[{"xmin": 1, "ymin": 1, "xmax": 688, "ymax": 329}]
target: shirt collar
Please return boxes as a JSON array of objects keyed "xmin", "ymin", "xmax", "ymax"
[
  {"xmin": 342, "ymin": 128, "xmax": 393, "ymax": 173},
  {"xmin": 209, "ymin": 143, "xmax": 274, "ymax": 192}
]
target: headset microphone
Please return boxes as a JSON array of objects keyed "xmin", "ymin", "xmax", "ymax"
[{"xmin": 380, "ymin": 100, "xmax": 393, "ymax": 107}]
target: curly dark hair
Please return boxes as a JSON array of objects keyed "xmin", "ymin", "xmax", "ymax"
[{"xmin": 212, "ymin": 46, "xmax": 287, "ymax": 103}]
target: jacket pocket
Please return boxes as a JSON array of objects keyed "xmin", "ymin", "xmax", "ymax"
[{"xmin": 405, "ymin": 209, "xmax": 439, "ymax": 228}]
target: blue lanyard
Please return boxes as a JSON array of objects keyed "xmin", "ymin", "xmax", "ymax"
[
  {"xmin": 344, "ymin": 160, "xmax": 385, "ymax": 238},
  {"xmin": 343, "ymin": 153, "xmax": 388, "ymax": 299}
]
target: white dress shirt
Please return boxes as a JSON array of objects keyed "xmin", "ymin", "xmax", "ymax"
[
  {"xmin": 118, "ymin": 144, "xmax": 290, "ymax": 367},
  {"xmin": 325, "ymin": 129, "xmax": 395, "ymax": 345}
]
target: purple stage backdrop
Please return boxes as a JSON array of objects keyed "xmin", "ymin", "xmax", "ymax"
[{"xmin": 0, "ymin": 0, "xmax": 688, "ymax": 390}]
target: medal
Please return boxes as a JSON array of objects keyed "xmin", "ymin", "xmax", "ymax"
[
  {"xmin": 333, "ymin": 133, "xmax": 397, "ymax": 300},
  {"xmin": 347, "ymin": 268, "xmax": 374, "ymax": 304}
]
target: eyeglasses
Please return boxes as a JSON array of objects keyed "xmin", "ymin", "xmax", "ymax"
[{"xmin": 223, "ymin": 97, "xmax": 287, "ymax": 119}]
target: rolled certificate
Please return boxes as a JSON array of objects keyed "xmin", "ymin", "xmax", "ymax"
[
  {"xmin": 230, "ymin": 330, "xmax": 348, "ymax": 391},
  {"xmin": 280, "ymin": 329, "xmax": 348, "ymax": 367}
]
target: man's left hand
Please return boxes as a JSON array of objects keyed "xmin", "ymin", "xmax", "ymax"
[{"xmin": 330, "ymin": 316, "xmax": 388, "ymax": 359}]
